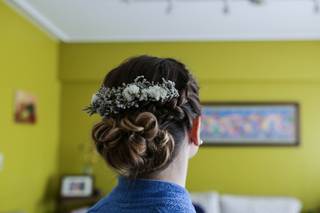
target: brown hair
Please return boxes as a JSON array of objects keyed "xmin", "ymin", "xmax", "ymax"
[{"xmin": 92, "ymin": 55, "xmax": 201, "ymax": 178}]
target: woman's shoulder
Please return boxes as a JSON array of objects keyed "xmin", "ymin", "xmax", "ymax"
[
  {"xmin": 87, "ymin": 195, "xmax": 195, "ymax": 213},
  {"xmin": 86, "ymin": 196, "xmax": 110, "ymax": 213},
  {"xmin": 87, "ymin": 178, "xmax": 196, "ymax": 213}
]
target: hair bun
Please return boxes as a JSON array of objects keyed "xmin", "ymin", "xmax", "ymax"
[{"xmin": 92, "ymin": 111, "xmax": 175, "ymax": 177}]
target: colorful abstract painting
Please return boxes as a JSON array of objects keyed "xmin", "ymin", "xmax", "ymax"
[{"xmin": 200, "ymin": 103, "xmax": 299, "ymax": 145}]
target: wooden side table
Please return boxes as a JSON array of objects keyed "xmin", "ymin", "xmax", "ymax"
[{"xmin": 56, "ymin": 190, "xmax": 101, "ymax": 213}]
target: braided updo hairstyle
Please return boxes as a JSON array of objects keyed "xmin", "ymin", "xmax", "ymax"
[{"xmin": 92, "ymin": 55, "xmax": 201, "ymax": 178}]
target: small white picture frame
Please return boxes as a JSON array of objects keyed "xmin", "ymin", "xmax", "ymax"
[{"xmin": 60, "ymin": 175, "xmax": 94, "ymax": 198}]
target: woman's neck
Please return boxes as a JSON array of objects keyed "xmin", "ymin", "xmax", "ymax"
[{"xmin": 149, "ymin": 148, "xmax": 189, "ymax": 187}]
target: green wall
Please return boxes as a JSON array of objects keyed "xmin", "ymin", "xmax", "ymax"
[
  {"xmin": 0, "ymin": 2, "xmax": 60, "ymax": 213},
  {"xmin": 59, "ymin": 42, "xmax": 320, "ymax": 211},
  {"xmin": 3, "ymin": 1, "xmax": 320, "ymax": 211}
]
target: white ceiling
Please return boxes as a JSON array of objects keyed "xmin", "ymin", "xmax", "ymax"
[{"xmin": 6, "ymin": 0, "xmax": 320, "ymax": 42}]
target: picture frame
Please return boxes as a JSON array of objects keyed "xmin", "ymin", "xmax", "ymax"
[
  {"xmin": 60, "ymin": 175, "xmax": 94, "ymax": 198},
  {"xmin": 14, "ymin": 90, "xmax": 37, "ymax": 124},
  {"xmin": 200, "ymin": 102, "xmax": 300, "ymax": 146}
]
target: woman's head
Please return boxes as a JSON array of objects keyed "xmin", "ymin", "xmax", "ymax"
[{"xmin": 90, "ymin": 55, "xmax": 201, "ymax": 178}]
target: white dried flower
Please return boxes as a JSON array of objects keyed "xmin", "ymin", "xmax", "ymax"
[
  {"xmin": 122, "ymin": 84, "xmax": 140, "ymax": 101},
  {"xmin": 144, "ymin": 86, "xmax": 168, "ymax": 101},
  {"xmin": 140, "ymin": 90, "xmax": 149, "ymax": 101},
  {"xmin": 158, "ymin": 87, "xmax": 168, "ymax": 100},
  {"xmin": 91, "ymin": 94, "xmax": 99, "ymax": 104},
  {"xmin": 127, "ymin": 84, "xmax": 140, "ymax": 95}
]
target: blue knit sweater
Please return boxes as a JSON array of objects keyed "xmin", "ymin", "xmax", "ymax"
[{"xmin": 87, "ymin": 177, "xmax": 196, "ymax": 213}]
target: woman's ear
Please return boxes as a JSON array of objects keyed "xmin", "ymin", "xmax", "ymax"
[{"xmin": 189, "ymin": 116, "xmax": 201, "ymax": 146}]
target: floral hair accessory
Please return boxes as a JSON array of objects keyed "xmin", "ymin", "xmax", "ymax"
[{"xmin": 85, "ymin": 76, "xmax": 179, "ymax": 118}]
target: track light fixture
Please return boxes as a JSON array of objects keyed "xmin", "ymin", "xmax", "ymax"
[{"xmin": 122, "ymin": 0, "xmax": 320, "ymax": 14}]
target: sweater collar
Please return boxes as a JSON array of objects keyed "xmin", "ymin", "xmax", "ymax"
[
  {"xmin": 109, "ymin": 176, "xmax": 191, "ymax": 202},
  {"xmin": 118, "ymin": 176, "xmax": 187, "ymax": 192}
]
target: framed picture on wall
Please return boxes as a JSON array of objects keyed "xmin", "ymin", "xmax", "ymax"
[
  {"xmin": 200, "ymin": 102, "xmax": 300, "ymax": 146},
  {"xmin": 60, "ymin": 175, "xmax": 94, "ymax": 198},
  {"xmin": 14, "ymin": 90, "xmax": 37, "ymax": 124}
]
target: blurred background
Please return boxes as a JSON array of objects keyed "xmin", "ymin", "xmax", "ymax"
[{"xmin": 1, "ymin": 0, "xmax": 320, "ymax": 212}]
